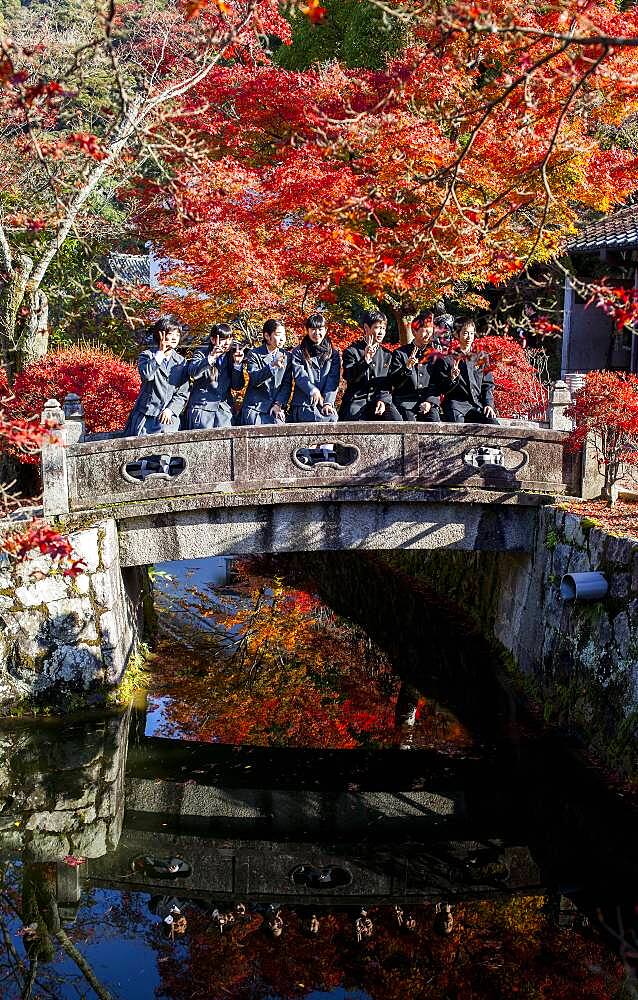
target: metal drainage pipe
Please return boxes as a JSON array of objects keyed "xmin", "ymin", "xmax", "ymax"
[{"xmin": 560, "ymin": 572, "xmax": 608, "ymax": 601}]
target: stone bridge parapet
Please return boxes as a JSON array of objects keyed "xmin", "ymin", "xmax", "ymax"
[{"xmin": 44, "ymin": 415, "xmax": 583, "ymax": 519}]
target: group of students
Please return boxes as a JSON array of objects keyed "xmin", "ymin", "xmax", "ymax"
[{"xmin": 123, "ymin": 309, "xmax": 498, "ymax": 437}]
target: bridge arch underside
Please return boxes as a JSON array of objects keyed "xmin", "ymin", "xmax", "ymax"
[{"xmin": 115, "ymin": 487, "xmax": 541, "ymax": 568}]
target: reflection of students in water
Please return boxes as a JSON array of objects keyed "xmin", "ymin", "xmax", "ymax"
[
  {"xmin": 267, "ymin": 911, "xmax": 284, "ymax": 938},
  {"xmin": 150, "ymin": 896, "xmax": 188, "ymax": 940},
  {"xmin": 404, "ymin": 913, "xmax": 417, "ymax": 932},
  {"xmin": 355, "ymin": 910, "xmax": 374, "ymax": 943},
  {"xmin": 434, "ymin": 901, "xmax": 454, "ymax": 936},
  {"xmin": 132, "ymin": 855, "xmax": 191, "ymax": 879}
]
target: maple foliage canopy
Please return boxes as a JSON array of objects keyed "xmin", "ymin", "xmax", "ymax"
[
  {"xmin": 135, "ymin": 0, "xmax": 638, "ymax": 329},
  {"xmin": 567, "ymin": 369, "xmax": 638, "ymax": 503}
]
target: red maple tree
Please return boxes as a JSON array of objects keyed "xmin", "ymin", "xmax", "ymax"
[
  {"xmin": 132, "ymin": 0, "xmax": 638, "ymax": 332},
  {"xmin": 9, "ymin": 347, "xmax": 140, "ymax": 464},
  {"xmin": 567, "ymin": 370, "xmax": 638, "ymax": 504}
]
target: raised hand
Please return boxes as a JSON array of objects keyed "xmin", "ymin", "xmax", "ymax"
[
  {"xmin": 363, "ymin": 334, "xmax": 377, "ymax": 364},
  {"xmin": 273, "ymin": 351, "xmax": 287, "ymax": 369}
]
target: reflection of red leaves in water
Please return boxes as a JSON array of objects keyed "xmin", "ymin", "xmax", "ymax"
[
  {"xmin": 157, "ymin": 899, "xmax": 624, "ymax": 1000},
  {"xmin": 151, "ymin": 566, "xmax": 400, "ymax": 748}
]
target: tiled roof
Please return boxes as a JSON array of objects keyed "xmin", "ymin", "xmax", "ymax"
[
  {"xmin": 568, "ymin": 206, "xmax": 638, "ymax": 252},
  {"xmin": 106, "ymin": 253, "xmax": 151, "ymax": 285}
]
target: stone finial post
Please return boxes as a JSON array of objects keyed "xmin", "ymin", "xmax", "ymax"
[
  {"xmin": 41, "ymin": 398, "xmax": 69, "ymax": 516},
  {"xmin": 548, "ymin": 380, "xmax": 573, "ymax": 431},
  {"xmin": 63, "ymin": 393, "xmax": 85, "ymax": 445}
]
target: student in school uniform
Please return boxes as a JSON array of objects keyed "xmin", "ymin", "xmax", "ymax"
[
  {"xmin": 238, "ymin": 318, "xmax": 292, "ymax": 425},
  {"xmin": 123, "ymin": 316, "xmax": 189, "ymax": 436},
  {"xmin": 186, "ymin": 323, "xmax": 246, "ymax": 429},
  {"xmin": 288, "ymin": 313, "xmax": 341, "ymax": 424},
  {"xmin": 339, "ymin": 310, "xmax": 402, "ymax": 422},
  {"xmin": 390, "ymin": 310, "xmax": 442, "ymax": 422},
  {"xmin": 433, "ymin": 318, "xmax": 498, "ymax": 424}
]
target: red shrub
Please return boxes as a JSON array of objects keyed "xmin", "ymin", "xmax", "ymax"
[
  {"xmin": 11, "ymin": 346, "xmax": 140, "ymax": 434},
  {"xmin": 474, "ymin": 335, "xmax": 548, "ymax": 419}
]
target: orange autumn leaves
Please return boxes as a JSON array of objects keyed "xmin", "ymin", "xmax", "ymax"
[
  {"xmin": 137, "ymin": 0, "xmax": 638, "ymax": 325},
  {"xmin": 151, "ymin": 568, "xmax": 401, "ymax": 748}
]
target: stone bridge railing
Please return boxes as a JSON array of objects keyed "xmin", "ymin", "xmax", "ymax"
[{"xmin": 42, "ymin": 383, "xmax": 587, "ymax": 518}]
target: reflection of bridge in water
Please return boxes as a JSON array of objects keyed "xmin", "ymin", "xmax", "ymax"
[
  {"xmin": 1, "ymin": 706, "xmax": 637, "ymax": 926},
  {"xmin": 88, "ymin": 719, "xmax": 542, "ymax": 908}
]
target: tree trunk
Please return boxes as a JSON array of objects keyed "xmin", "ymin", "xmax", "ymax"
[
  {"xmin": 15, "ymin": 287, "xmax": 49, "ymax": 372},
  {"xmin": 0, "ymin": 253, "xmax": 34, "ymax": 382},
  {"xmin": 388, "ymin": 304, "xmax": 414, "ymax": 346},
  {"xmin": 55, "ymin": 928, "xmax": 115, "ymax": 1000}
]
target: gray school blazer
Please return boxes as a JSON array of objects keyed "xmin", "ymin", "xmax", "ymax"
[
  {"xmin": 124, "ymin": 349, "xmax": 189, "ymax": 434},
  {"xmin": 240, "ymin": 345, "xmax": 292, "ymax": 420}
]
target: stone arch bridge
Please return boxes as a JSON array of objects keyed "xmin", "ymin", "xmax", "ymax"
[{"xmin": 0, "ymin": 384, "xmax": 598, "ymax": 703}]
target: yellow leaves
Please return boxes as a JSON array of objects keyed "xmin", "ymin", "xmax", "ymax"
[{"xmin": 184, "ymin": 0, "xmax": 230, "ymax": 20}]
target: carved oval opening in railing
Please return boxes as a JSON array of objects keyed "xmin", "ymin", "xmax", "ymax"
[
  {"xmin": 121, "ymin": 455, "xmax": 187, "ymax": 484},
  {"xmin": 290, "ymin": 864, "xmax": 353, "ymax": 888},
  {"xmin": 463, "ymin": 445, "xmax": 528, "ymax": 477},
  {"xmin": 292, "ymin": 442, "xmax": 360, "ymax": 471}
]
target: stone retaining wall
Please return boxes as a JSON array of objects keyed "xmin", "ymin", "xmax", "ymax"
[
  {"xmin": 0, "ymin": 518, "xmax": 144, "ymax": 707},
  {"xmin": 0, "ymin": 711, "xmax": 129, "ymax": 862},
  {"xmin": 379, "ymin": 509, "xmax": 638, "ymax": 773}
]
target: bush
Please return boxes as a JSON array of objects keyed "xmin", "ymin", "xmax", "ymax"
[
  {"xmin": 10, "ymin": 347, "xmax": 140, "ymax": 461},
  {"xmin": 567, "ymin": 369, "xmax": 638, "ymax": 504},
  {"xmin": 12, "ymin": 346, "xmax": 140, "ymax": 430},
  {"xmin": 474, "ymin": 335, "xmax": 548, "ymax": 420}
]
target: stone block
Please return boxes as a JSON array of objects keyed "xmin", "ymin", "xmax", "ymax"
[
  {"xmin": 565, "ymin": 549, "xmax": 591, "ymax": 576},
  {"xmin": 26, "ymin": 805, "xmax": 96, "ymax": 833},
  {"xmin": 24, "ymin": 786, "xmax": 49, "ymax": 811},
  {"xmin": 68, "ymin": 526, "xmax": 100, "ymax": 573},
  {"xmin": 609, "ymin": 573, "xmax": 631, "ymax": 600},
  {"xmin": 24, "ymin": 832, "xmax": 70, "ymax": 862},
  {"xmin": 96, "ymin": 783, "xmax": 122, "ymax": 820},
  {"xmin": 15, "ymin": 576, "xmax": 68, "ymax": 607},
  {"xmin": 55, "ymin": 787, "xmax": 98, "ymax": 811},
  {"xmin": 45, "ymin": 598, "xmax": 98, "ymax": 644},
  {"xmin": 74, "ymin": 574, "xmax": 90, "ymax": 596},
  {"xmin": 98, "ymin": 608, "xmax": 124, "ymax": 651},
  {"xmin": 102, "ymin": 636, "xmax": 131, "ymax": 685},
  {"xmin": 588, "ymin": 528, "xmax": 607, "ymax": 568},
  {"xmin": 36, "ymin": 644, "xmax": 103, "ymax": 692},
  {"xmin": 68, "ymin": 819, "xmax": 108, "ymax": 858},
  {"xmin": 563, "ymin": 513, "xmax": 586, "ymax": 549},
  {"xmin": 91, "ymin": 571, "xmax": 116, "ymax": 611},
  {"xmin": 13, "ymin": 555, "xmax": 55, "ymax": 586},
  {"xmin": 606, "ymin": 535, "xmax": 632, "ymax": 567},
  {"xmin": 99, "ymin": 520, "xmax": 119, "ymax": 571},
  {"xmin": 613, "ymin": 612, "xmax": 631, "ymax": 652},
  {"xmin": 551, "ymin": 543, "xmax": 572, "ymax": 577}
]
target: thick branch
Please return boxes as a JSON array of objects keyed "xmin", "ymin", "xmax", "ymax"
[
  {"xmin": 29, "ymin": 1, "xmax": 258, "ymax": 296},
  {"xmin": 54, "ymin": 929, "xmax": 115, "ymax": 1000},
  {"xmin": 0, "ymin": 216, "xmax": 13, "ymax": 275}
]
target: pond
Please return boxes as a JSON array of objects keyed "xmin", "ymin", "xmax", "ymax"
[{"xmin": 0, "ymin": 553, "xmax": 636, "ymax": 999}]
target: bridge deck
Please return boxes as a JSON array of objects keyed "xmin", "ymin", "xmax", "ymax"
[
  {"xmin": 41, "ymin": 423, "xmax": 584, "ymax": 561},
  {"xmin": 46, "ymin": 422, "xmax": 581, "ymax": 518}
]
